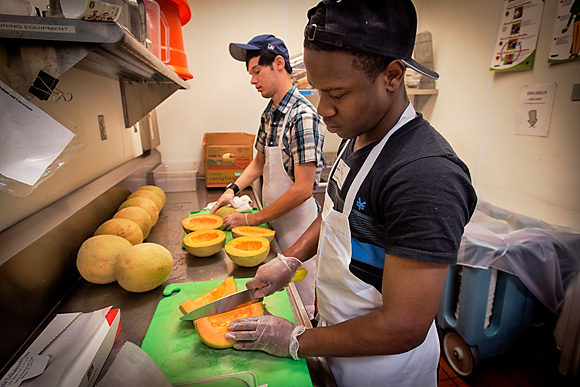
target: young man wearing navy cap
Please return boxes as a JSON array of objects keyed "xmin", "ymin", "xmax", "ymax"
[
  {"xmin": 211, "ymin": 34, "xmax": 325, "ymax": 319},
  {"xmin": 226, "ymin": 1, "xmax": 477, "ymax": 386}
]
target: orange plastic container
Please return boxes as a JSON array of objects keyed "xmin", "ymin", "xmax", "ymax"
[{"xmin": 157, "ymin": 0, "xmax": 193, "ymax": 80}]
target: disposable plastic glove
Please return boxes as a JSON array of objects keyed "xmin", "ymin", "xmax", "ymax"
[
  {"xmin": 225, "ymin": 315, "xmax": 306, "ymax": 360},
  {"xmin": 210, "ymin": 192, "xmax": 236, "ymax": 214},
  {"xmin": 245, "ymin": 253, "xmax": 302, "ymax": 298}
]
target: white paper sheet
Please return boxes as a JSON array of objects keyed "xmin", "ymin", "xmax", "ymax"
[
  {"xmin": 516, "ymin": 83, "xmax": 557, "ymax": 137},
  {"xmin": 0, "ymin": 79, "xmax": 75, "ymax": 186}
]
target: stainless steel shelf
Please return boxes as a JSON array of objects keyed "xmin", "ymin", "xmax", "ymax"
[{"xmin": 0, "ymin": 14, "xmax": 189, "ymax": 127}]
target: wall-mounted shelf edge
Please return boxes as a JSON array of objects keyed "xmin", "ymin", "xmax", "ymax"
[{"xmin": 0, "ymin": 14, "xmax": 189, "ymax": 127}]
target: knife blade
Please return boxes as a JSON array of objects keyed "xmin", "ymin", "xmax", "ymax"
[{"xmin": 180, "ymin": 268, "xmax": 308, "ymax": 321}]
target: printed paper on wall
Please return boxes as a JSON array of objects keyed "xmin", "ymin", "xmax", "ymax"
[
  {"xmin": 548, "ymin": 0, "xmax": 580, "ymax": 63},
  {"xmin": 490, "ymin": 0, "xmax": 544, "ymax": 72}
]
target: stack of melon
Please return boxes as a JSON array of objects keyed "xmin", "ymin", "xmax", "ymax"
[
  {"xmin": 76, "ymin": 185, "xmax": 173, "ymax": 293},
  {"xmin": 181, "ymin": 207, "xmax": 275, "ymax": 267}
]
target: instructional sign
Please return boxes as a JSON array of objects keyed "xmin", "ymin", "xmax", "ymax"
[
  {"xmin": 491, "ymin": 0, "xmax": 544, "ymax": 72},
  {"xmin": 548, "ymin": 0, "xmax": 580, "ymax": 63},
  {"xmin": 516, "ymin": 83, "xmax": 556, "ymax": 137}
]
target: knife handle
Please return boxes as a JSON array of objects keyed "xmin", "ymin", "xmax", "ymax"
[{"xmin": 290, "ymin": 268, "xmax": 308, "ymax": 283}]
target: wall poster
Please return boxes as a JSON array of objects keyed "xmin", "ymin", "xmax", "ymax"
[
  {"xmin": 549, "ymin": 0, "xmax": 580, "ymax": 63},
  {"xmin": 516, "ymin": 83, "xmax": 557, "ymax": 137},
  {"xmin": 491, "ymin": 0, "xmax": 544, "ymax": 72}
]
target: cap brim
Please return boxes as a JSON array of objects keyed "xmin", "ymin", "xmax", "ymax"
[
  {"xmin": 229, "ymin": 43, "xmax": 260, "ymax": 62},
  {"xmin": 401, "ymin": 58, "xmax": 439, "ymax": 80}
]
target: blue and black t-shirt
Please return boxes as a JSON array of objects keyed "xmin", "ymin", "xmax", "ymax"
[{"xmin": 326, "ymin": 114, "xmax": 477, "ymax": 292}]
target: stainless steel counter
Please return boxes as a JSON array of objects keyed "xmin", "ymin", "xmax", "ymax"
[{"xmin": 49, "ymin": 183, "xmax": 336, "ymax": 386}]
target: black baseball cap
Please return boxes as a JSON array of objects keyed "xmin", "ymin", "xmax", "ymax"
[
  {"xmin": 304, "ymin": 0, "xmax": 439, "ymax": 80},
  {"xmin": 229, "ymin": 34, "xmax": 293, "ymax": 73}
]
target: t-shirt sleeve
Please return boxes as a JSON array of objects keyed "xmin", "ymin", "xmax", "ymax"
[{"xmin": 381, "ymin": 157, "xmax": 476, "ymax": 264}]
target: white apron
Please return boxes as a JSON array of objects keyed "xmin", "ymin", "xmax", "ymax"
[
  {"xmin": 316, "ymin": 103, "xmax": 440, "ymax": 387},
  {"xmin": 262, "ymin": 110, "xmax": 319, "ymax": 318}
]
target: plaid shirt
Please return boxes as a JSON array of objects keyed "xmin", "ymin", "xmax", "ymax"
[{"xmin": 255, "ymin": 86, "xmax": 325, "ymax": 193}]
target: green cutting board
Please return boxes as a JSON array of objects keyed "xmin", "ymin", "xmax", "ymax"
[{"xmin": 141, "ymin": 279, "xmax": 313, "ymax": 386}]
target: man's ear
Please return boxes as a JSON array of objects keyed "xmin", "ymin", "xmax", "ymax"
[
  {"xmin": 384, "ymin": 60, "xmax": 406, "ymax": 92},
  {"xmin": 274, "ymin": 55, "xmax": 286, "ymax": 71}
]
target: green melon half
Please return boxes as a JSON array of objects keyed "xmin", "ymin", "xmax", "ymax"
[{"xmin": 194, "ymin": 303, "xmax": 265, "ymax": 349}]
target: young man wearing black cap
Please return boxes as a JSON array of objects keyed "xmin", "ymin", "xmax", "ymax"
[
  {"xmin": 211, "ymin": 34, "xmax": 325, "ymax": 319},
  {"xmin": 225, "ymin": 1, "xmax": 477, "ymax": 386}
]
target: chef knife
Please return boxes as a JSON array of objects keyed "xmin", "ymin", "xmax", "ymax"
[{"xmin": 180, "ymin": 268, "xmax": 307, "ymax": 321}]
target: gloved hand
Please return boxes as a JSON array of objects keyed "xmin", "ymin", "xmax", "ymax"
[
  {"xmin": 225, "ymin": 315, "xmax": 306, "ymax": 360},
  {"xmin": 210, "ymin": 192, "xmax": 236, "ymax": 214},
  {"xmin": 223, "ymin": 212, "xmax": 251, "ymax": 230},
  {"xmin": 246, "ymin": 253, "xmax": 302, "ymax": 298}
]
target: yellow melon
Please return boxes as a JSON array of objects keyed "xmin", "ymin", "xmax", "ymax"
[
  {"xmin": 115, "ymin": 243, "xmax": 173, "ymax": 293},
  {"xmin": 195, "ymin": 303, "xmax": 265, "ymax": 348},
  {"xmin": 119, "ymin": 197, "xmax": 159, "ymax": 225},
  {"xmin": 137, "ymin": 185, "xmax": 166, "ymax": 206},
  {"xmin": 231, "ymin": 226, "xmax": 275, "ymax": 242},
  {"xmin": 128, "ymin": 190, "xmax": 163, "ymax": 212},
  {"xmin": 113, "ymin": 206, "xmax": 153, "ymax": 239},
  {"xmin": 183, "ymin": 229, "xmax": 226, "ymax": 257},
  {"xmin": 179, "ymin": 276, "xmax": 237, "ymax": 315},
  {"xmin": 94, "ymin": 218, "xmax": 143, "ymax": 245},
  {"xmin": 214, "ymin": 206, "xmax": 238, "ymax": 219},
  {"xmin": 77, "ymin": 235, "xmax": 132, "ymax": 284},
  {"xmin": 224, "ymin": 236, "xmax": 270, "ymax": 267},
  {"xmin": 181, "ymin": 214, "xmax": 224, "ymax": 234}
]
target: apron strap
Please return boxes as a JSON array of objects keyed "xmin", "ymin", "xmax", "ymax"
[{"xmin": 342, "ymin": 103, "xmax": 416, "ymax": 216}]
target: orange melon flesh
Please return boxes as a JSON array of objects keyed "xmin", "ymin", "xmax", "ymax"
[
  {"xmin": 182, "ymin": 214, "xmax": 224, "ymax": 233},
  {"xmin": 179, "ymin": 276, "xmax": 237, "ymax": 315},
  {"xmin": 194, "ymin": 303, "xmax": 264, "ymax": 349}
]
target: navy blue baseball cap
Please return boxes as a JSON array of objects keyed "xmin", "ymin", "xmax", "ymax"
[
  {"xmin": 304, "ymin": 0, "xmax": 438, "ymax": 80},
  {"xmin": 229, "ymin": 34, "xmax": 293, "ymax": 73}
]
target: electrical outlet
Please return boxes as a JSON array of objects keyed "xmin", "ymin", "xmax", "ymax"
[
  {"xmin": 98, "ymin": 115, "xmax": 107, "ymax": 140},
  {"xmin": 572, "ymin": 84, "xmax": 580, "ymax": 101}
]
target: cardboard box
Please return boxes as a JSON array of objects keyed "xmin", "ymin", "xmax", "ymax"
[
  {"xmin": 203, "ymin": 132, "xmax": 255, "ymax": 188},
  {"xmin": 0, "ymin": 307, "xmax": 121, "ymax": 387}
]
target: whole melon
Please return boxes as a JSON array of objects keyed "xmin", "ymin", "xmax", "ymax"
[
  {"xmin": 113, "ymin": 206, "xmax": 153, "ymax": 239},
  {"xmin": 115, "ymin": 243, "xmax": 173, "ymax": 292},
  {"xmin": 137, "ymin": 185, "xmax": 166, "ymax": 206},
  {"xmin": 118, "ymin": 197, "xmax": 159, "ymax": 225},
  {"xmin": 77, "ymin": 235, "xmax": 132, "ymax": 284},
  {"xmin": 94, "ymin": 218, "xmax": 143, "ymax": 245},
  {"xmin": 128, "ymin": 190, "xmax": 163, "ymax": 212},
  {"xmin": 214, "ymin": 206, "xmax": 237, "ymax": 219}
]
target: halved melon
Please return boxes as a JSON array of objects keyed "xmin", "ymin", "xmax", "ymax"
[
  {"xmin": 224, "ymin": 236, "xmax": 270, "ymax": 267},
  {"xmin": 194, "ymin": 303, "xmax": 265, "ymax": 349},
  {"xmin": 183, "ymin": 229, "xmax": 226, "ymax": 257},
  {"xmin": 231, "ymin": 226, "xmax": 275, "ymax": 242},
  {"xmin": 179, "ymin": 276, "xmax": 237, "ymax": 315},
  {"xmin": 182, "ymin": 214, "xmax": 224, "ymax": 234}
]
